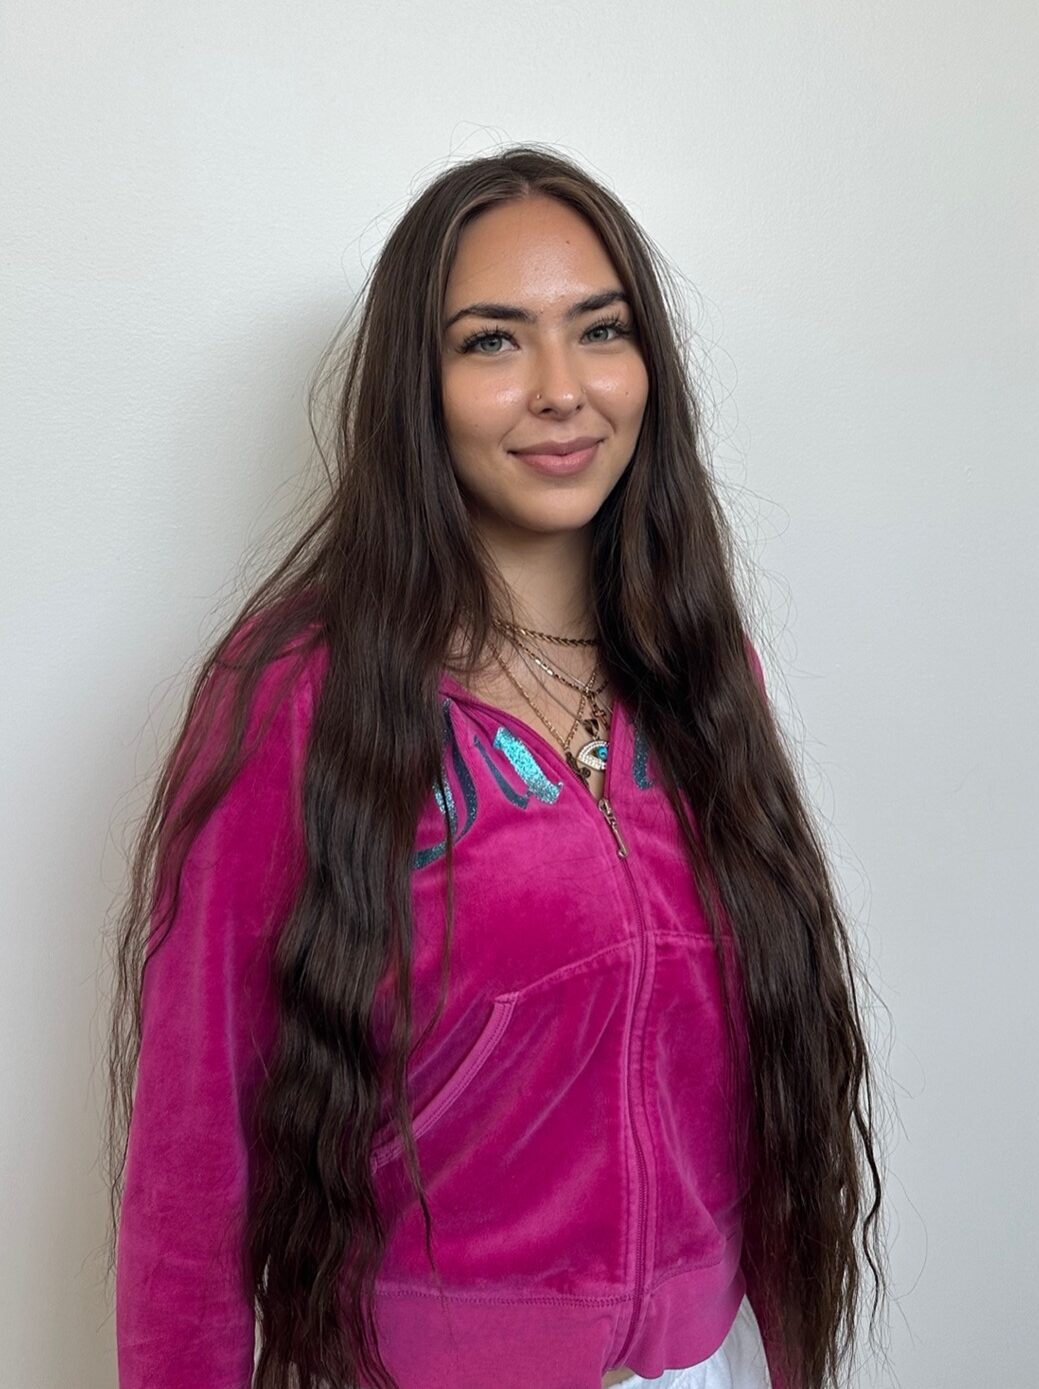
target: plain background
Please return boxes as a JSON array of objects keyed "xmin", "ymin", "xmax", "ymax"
[{"xmin": 3, "ymin": 3, "xmax": 1036, "ymax": 1386}]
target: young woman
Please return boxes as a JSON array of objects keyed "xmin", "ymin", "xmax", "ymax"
[{"xmin": 104, "ymin": 145, "xmax": 886, "ymax": 1389}]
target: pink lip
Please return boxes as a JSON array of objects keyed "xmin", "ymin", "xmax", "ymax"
[{"xmin": 510, "ymin": 441, "xmax": 601, "ymax": 476}]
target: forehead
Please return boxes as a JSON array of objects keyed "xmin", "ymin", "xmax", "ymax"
[{"xmin": 443, "ymin": 196, "xmax": 619, "ymax": 309}]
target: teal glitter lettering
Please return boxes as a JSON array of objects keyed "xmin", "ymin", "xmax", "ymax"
[
  {"xmin": 473, "ymin": 734, "xmax": 528, "ymax": 806},
  {"xmin": 412, "ymin": 699, "xmax": 480, "ymax": 870},
  {"xmin": 492, "ymin": 726, "xmax": 563, "ymax": 805},
  {"xmin": 631, "ymin": 719, "xmax": 657, "ymax": 790}
]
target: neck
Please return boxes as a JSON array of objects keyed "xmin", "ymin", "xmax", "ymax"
[{"xmin": 476, "ymin": 518, "xmax": 597, "ymax": 640}]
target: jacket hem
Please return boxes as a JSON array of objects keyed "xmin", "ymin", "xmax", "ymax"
[{"xmin": 366, "ymin": 1238, "xmax": 746, "ymax": 1388}]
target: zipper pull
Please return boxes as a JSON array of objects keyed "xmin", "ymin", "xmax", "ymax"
[{"xmin": 597, "ymin": 797, "xmax": 629, "ymax": 858}]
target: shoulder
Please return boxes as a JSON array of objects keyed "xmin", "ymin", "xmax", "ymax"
[
  {"xmin": 205, "ymin": 620, "xmax": 330, "ymax": 747},
  {"xmin": 166, "ymin": 620, "xmax": 332, "ymax": 836}
]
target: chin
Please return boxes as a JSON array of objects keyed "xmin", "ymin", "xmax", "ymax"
[
  {"xmin": 464, "ymin": 484, "xmax": 608, "ymax": 538},
  {"xmin": 509, "ymin": 506, "xmax": 603, "ymax": 536}
]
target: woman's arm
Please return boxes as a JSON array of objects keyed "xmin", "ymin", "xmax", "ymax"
[{"xmin": 115, "ymin": 647, "xmax": 317, "ymax": 1388}]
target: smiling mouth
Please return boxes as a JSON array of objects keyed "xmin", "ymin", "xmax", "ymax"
[{"xmin": 508, "ymin": 441, "xmax": 602, "ymax": 476}]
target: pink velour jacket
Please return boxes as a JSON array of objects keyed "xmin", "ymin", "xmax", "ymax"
[{"xmin": 115, "ymin": 630, "xmax": 788, "ymax": 1388}]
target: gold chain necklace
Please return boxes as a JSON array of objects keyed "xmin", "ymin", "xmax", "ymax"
[
  {"xmin": 506, "ymin": 631, "xmax": 612, "ymax": 704},
  {"xmin": 490, "ymin": 619, "xmax": 612, "ymax": 792},
  {"xmin": 495, "ymin": 620, "xmax": 599, "ymax": 648}
]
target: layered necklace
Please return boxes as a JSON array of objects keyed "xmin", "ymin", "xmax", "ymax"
[{"xmin": 488, "ymin": 617, "xmax": 612, "ymax": 794}]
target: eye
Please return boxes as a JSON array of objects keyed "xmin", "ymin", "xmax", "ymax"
[
  {"xmin": 583, "ymin": 315, "xmax": 632, "ymax": 344},
  {"xmin": 457, "ymin": 315, "xmax": 634, "ymax": 355},
  {"xmin": 458, "ymin": 325, "xmax": 515, "ymax": 355}
]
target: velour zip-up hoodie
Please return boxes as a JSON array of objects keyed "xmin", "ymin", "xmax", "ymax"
[{"xmin": 115, "ymin": 629, "xmax": 788, "ymax": 1389}]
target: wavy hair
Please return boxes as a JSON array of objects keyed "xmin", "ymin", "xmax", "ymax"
[{"xmin": 102, "ymin": 143, "xmax": 887, "ymax": 1388}]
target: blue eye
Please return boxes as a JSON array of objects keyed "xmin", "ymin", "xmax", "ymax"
[{"xmin": 458, "ymin": 315, "xmax": 633, "ymax": 355}]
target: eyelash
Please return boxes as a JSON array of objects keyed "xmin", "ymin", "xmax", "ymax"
[{"xmin": 458, "ymin": 314, "xmax": 633, "ymax": 355}]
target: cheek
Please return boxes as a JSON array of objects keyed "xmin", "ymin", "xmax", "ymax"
[
  {"xmin": 590, "ymin": 359, "xmax": 649, "ymax": 418},
  {"xmin": 625, "ymin": 357, "xmax": 650, "ymax": 410},
  {"xmin": 444, "ymin": 376, "xmax": 518, "ymax": 444}
]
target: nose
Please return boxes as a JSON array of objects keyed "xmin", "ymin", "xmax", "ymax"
[{"xmin": 528, "ymin": 339, "xmax": 586, "ymax": 412}]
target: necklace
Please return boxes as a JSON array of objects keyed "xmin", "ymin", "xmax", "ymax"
[
  {"xmin": 495, "ymin": 619, "xmax": 599, "ymax": 649},
  {"xmin": 506, "ymin": 630, "xmax": 611, "ymax": 705},
  {"xmin": 490, "ymin": 619, "xmax": 612, "ymax": 792}
]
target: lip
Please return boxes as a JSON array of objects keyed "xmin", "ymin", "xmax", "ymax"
[
  {"xmin": 509, "ymin": 438, "xmax": 603, "ymax": 476},
  {"xmin": 511, "ymin": 436, "xmax": 603, "ymax": 456}
]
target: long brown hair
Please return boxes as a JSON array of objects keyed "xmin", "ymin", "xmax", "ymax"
[{"xmin": 102, "ymin": 143, "xmax": 887, "ymax": 1388}]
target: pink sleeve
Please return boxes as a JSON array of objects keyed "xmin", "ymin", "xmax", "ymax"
[{"xmin": 115, "ymin": 649, "xmax": 318, "ymax": 1388}]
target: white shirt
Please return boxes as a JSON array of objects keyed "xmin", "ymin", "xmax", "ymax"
[{"xmin": 608, "ymin": 1296, "xmax": 773, "ymax": 1389}]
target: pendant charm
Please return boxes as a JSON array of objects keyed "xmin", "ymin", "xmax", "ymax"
[{"xmin": 575, "ymin": 737, "xmax": 608, "ymax": 773}]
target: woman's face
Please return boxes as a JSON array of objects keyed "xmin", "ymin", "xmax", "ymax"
[{"xmin": 440, "ymin": 195, "xmax": 649, "ymax": 543}]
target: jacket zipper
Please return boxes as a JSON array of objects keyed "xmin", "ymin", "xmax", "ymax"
[
  {"xmin": 599, "ymin": 724, "xmax": 651, "ymax": 1362},
  {"xmin": 526, "ymin": 709, "xmax": 649, "ymax": 1354},
  {"xmin": 597, "ymin": 796, "xmax": 629, "ymax": 857},
  {"xmin": 614, "ymin": 853, "xmax": 651, "ymax": 1361},
  {"xmin": 447, "ymin": 688, "xmax": 651, "ymax": 1354}
]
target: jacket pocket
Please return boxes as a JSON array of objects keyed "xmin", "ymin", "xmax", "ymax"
[
  {"xmin": 370, "ymin": 993, "xmax": 517, "ymax": 1171},
  {"xmin": 371, "ymin": 940, "xmax": 637, "ymax": 1291}
]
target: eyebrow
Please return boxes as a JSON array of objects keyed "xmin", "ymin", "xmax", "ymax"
[{"xmin": 443, "ymin": 288, "xmax": 629, "ymax": 332}]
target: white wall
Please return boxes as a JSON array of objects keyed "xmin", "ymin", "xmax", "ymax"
[{"xmin": 3, "ymin": 3, "xmax": 1036, "ymax": 1385}]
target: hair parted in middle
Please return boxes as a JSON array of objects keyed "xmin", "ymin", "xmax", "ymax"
[{"xmin": 103, "ymin": 142, "xmax": 887, "ymax": 1389}]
